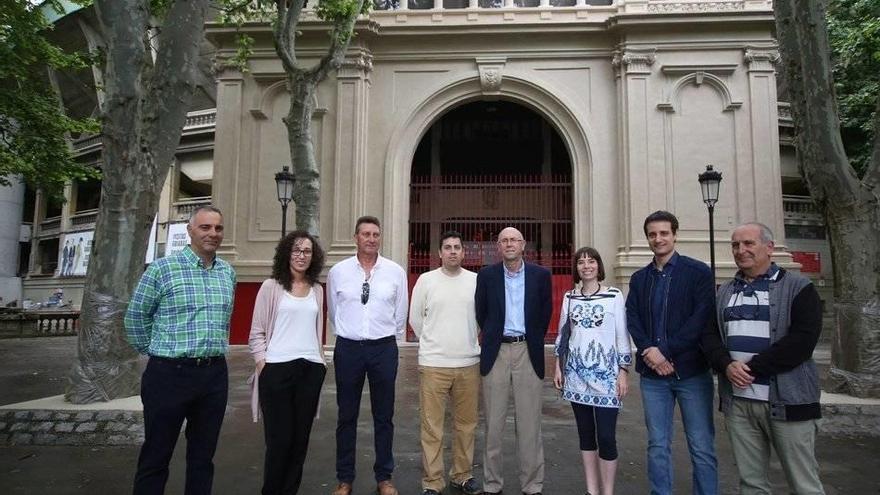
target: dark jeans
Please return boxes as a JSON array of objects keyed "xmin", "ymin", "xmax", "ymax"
[
  {"xmin": 259, "ymin": 359, "xmax": 326, "ymax": 495},
  {"xmin": 133, "ymin": 356, "xmax": 228, "ymax": 495},
  {"xmin": 571, "ymin": 402, "xmax": 620, "ymax": 460},
  {"xmin": 334, "ymin": 336, "xmax": 399, "ymax": 483}
]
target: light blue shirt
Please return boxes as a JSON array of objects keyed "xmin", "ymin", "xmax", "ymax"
[{"xmin": 503, "ymin": 260, "xmax": 526, "ymax": 337}]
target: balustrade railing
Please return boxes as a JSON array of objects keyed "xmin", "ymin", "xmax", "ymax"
[
  {"xmin": 184, "ymin": 109, "xmax": 217, "ymax": 130},
  {"xmin": 70, "ymin": 209, "xmax": 98, "ymax": 228},
  {"xmin": 173, "ymin": 196, "xmax": 213, "ymax": 220},
  {"xmin": 39, "ymin": 216, "xmax": 61, "ymax": 236},
  {"xmin": 0, "ymin": 311, "xmax": 79, "ymax": 338},
  {"xmin": 783, "ymin": 195, "xmax": 823, "ymax": 225},
  {"xmin": 369, "ymin": 0, "xmax": 770, "ymax": 12}
]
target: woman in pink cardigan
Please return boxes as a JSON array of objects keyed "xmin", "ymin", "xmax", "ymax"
[{"xmin": 249, "ymin": 230, "xmax": 326, "ymax": 495}]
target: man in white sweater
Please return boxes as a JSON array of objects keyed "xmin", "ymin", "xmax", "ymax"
[{"xmin": 409, "ymin": 230, "xmax": 482, "ymax": 495}]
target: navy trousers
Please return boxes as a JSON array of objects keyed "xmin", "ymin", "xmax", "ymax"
[
  {"xmin": 133, "ymin": 357, "xmax": 228, "ymax": 495},
  {"xmin": 334, "ymin": 336, "xmax": 399, "ymax": 483}
]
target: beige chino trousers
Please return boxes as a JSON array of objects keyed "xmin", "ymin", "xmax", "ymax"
[
  {"xmin": 419, "ymin": 364, "xmax": 481, "ymax": 491},
  {"xmin": 482, "ymin": 342, "xmax": 545, "ymax": 494}
]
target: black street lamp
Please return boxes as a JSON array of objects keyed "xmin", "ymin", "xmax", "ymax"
[
  {"xmin": 698, "ymin": 164, "xmax": 723, "ymax": 278},
  {"xmin": 275, "ymin": 166, "xmax": 295, "ymax": 238}
]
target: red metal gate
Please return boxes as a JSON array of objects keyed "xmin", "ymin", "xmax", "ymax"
[{"xmin": 408, "ymin": 174, "xmax": 573, "ymax": 343}]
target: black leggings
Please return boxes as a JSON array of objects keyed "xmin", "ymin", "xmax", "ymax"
[{"xmin": 571, "ymin": 402, "xmax": 619, "ymax": 461}]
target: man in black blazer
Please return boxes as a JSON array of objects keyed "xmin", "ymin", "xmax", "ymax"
[{"xmin": 475, "ymin": 227, "xmax": 552, "ymax": 495}]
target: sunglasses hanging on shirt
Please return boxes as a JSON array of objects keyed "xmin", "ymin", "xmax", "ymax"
[{"xmin": 361, "ymin": 281, "xmax": 370, "ymax": 305}]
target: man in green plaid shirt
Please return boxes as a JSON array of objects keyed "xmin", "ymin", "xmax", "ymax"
[{"xmin": 125, "ymin": 206, "xmax": 235, "ymax": 495}]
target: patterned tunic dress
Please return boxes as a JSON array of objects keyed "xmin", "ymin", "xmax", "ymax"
[{"xmin": 555, "ymin": 287, "xmax": 632, "ymax": 408}]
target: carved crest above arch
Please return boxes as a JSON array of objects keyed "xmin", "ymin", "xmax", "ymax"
[
  {"xmin": 476, "ymin": 56, "xmax": 507, "ymax": 95},
  {"xmin": 657, "ymin": 70, "xmax": 742, "ymax": 113}
]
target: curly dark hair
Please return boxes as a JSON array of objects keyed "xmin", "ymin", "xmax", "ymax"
[
  {"xmin": 571, "ymin": 246, "xmax": 606, "ymax": 285},
  {"xmin": 271, "ymin": 230, "xmax": 325, "ymax": 290}
]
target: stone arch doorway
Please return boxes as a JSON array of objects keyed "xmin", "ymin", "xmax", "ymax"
[{"xmin": 407, "ymin": 100, "xmax": 574, "ymax": 342}]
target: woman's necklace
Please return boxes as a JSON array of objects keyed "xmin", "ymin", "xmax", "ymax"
[{"xmin": 580, "ymin": 283, "xmax": 602, "ymax": 298}]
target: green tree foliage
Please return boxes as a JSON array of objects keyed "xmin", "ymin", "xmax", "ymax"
[
  {"xmin": 828, "ymin": 0, "xmax": 880, "ymax": 176},
  {"xmin": 0, "ymin": 0, "xmax": 99, "ymax": 196},
  {"xmin": 218, "ymin": 0, "xmax": 371, "ymax": 72}
]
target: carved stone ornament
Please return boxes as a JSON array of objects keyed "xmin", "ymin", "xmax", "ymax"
[
  {"xmin": 476, "ymin": 57, "xmax": 507, "ymax": 95},
  {"xmin": 647, "ymin": 0, "xmax": 747, "ymax": 13},
  {"xmin": 613, "ymin": 50, "xmax": 656, "ymax": 75},
  {"xmin": 342, "ymin": 53, "xmax": 374, "ymax": 73},
  {"xmin": 743, "ymin": 48, "xmax": 780, "ymax": 71},
  {"xmin": 480, "ymin": 68, "xmax": 502, "ymax": 93}
]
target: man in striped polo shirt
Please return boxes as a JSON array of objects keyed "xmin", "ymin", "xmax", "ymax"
[
  {"xmin": 125, "ymin": 206, "xmax": 236, "ymax": 495},
  {"xmin": 703, "ymin": 222, "xmax": 825, "ymax": 495}
]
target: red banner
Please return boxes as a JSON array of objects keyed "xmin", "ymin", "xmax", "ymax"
[{"xmin": 791, "ymin": 251, "xmax": 821, "ymax": 273}]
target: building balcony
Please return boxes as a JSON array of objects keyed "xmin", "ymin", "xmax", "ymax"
[
  {"xmin": 38, "ymin": 216, "xmax": 61, "ymax": 237},
  {"xmin": 359, "ymin": 0, "xmax": 772, "ymax": 26},
  {"xmin": 69, "ymin": 209, "xmax": 98, "ymax": 230},
  {"xmin": 173, "ymin": 196, "xmax": 213, "ymax": 221},
  {"xmin": 783, "ymin": 195, "xmax": 823, "ymax": 226},
  {"xmin": 71, "ymin": 109, "xmax": 218, "ymax": 155}
]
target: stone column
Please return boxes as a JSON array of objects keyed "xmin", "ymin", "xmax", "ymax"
[
  {"xmin": 0, "ymin": 178, "xmax": 25, "ymax": 305},
  {"xmin": 743, "ymin": 47, "xmax": 790, "ymax": 259},
  {"xmin": 613, "ymin": 49, "xmax": 657, "ymax": 272},
  {"xmin": 328, "ymin": 52, "xmax": 373, "ymax": 258}
]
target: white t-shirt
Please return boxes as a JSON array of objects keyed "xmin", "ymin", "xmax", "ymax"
[{"xmin": 265, "ymin": 290, "xmax": 323, "ymax": 364}]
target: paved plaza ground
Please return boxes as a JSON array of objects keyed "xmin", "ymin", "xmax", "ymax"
[{"xmin": 1, "ymin": 336, "xmax": 878, "ymax": 494}]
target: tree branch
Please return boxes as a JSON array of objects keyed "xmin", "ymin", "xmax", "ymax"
[
  {"xmin": 308, "ymin": 0, "xmax": 365, "ymax": 82},
  {"xmin": 274, "ymin": 0, "xmax": 302, "ymax": 74},
  {"xmin": 774, "ymin": 0, "xmax": 860, "ymax": 208},
  {"xmin": 861, "ymin": 94, "xmax": 880, "ymax": 193},
  {"xmin": 93, "ymin": 0, "xmax": 148, "ymax": 150},
  {"xmin": 143, "ymin": 0, "xmax": 212, "ymax": 173}
]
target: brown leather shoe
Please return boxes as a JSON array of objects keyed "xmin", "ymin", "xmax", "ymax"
[
  {"xmin": 332, "ymin": 482, "xmax": 352, "ymax": 495},
  {"xmin": 377, "ymin": 480, "xmax": 399, "ymax": 495}
]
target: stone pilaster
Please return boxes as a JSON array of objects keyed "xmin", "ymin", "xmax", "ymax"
[
  {"xmin": 212, "ymin": 67, "xmax": 245, "ymax": 261},
  {"xmin": 743, "ymin": 47, "xmax": 790, "ymax": 259},
  {"xmin": 329, "ymin": 51, "xmax": 373, "ymax": 257},
  {"xmin": 613, "ymin": 48, "xmax": 658, "ymax": 271}
]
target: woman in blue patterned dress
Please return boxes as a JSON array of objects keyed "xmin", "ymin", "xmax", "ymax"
[{"xmin": 554, "ymin": 246, "xmax": 632, "ymax": 495}]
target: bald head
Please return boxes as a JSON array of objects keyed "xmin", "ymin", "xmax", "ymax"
[
  {"xmin": 498, "ymin": 227, "xmax": 523, "ymax": 242},
  {"xmin": 497, "ymin": 227, "xmax": 525, "ymax": 264}
]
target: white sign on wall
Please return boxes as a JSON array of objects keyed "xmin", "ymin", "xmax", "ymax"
[
  {"xmin": 165, "ymin": 222, "xmax": 191, "ymax": 256},
  {"xmin": 145, "ymin": 216, "xmax": 158, "ymax": 264},
  {"xmin": 58, "ymin": 231, "xmax": 94, "ymax": 277}
]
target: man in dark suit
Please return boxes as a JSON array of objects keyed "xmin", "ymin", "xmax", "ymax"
[{"xmin": 475, "ymin": 227, "xmax": 552, "ymax": 495}]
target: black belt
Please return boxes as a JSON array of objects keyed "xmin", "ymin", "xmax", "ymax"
[
  {"xmin": 501, "ymin": 335, "xmax": 527, "ymax": 343},
  {"xmin": 150, "ymin": 355, "xmax": 225, "ymax": 367},
  {"xmin": 337, "ymin": 335, "xmax": 396, "ymax": 346}
]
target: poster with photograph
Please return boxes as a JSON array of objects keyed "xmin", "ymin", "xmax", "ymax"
[
  {"xmin": 58, "ymin": 231, "xmax": 94, "ymax": 277},
  {"xmin": 164, "ymin": 222, "xmax": 191, "ymax": 256}
]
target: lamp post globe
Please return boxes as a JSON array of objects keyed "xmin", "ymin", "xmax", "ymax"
[
  {"xmin": 698, "ymin": 164, "xmax": 723, "ymax": 278},
  {"xmin": 275, "ymin": 165, "xmax": 295, "ymax": 238}
]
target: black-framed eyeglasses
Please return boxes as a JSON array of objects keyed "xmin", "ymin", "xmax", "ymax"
[{"xmin": 361, "ymin": 282, "xmax": 370, "ymax": 305}]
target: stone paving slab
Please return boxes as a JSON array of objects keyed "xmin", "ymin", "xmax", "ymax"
[{"xmin": 1, "ymin": 337, "xmax": 879, "ymax": 494}]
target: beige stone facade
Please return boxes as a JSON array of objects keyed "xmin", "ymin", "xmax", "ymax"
[{"xmin": 207, "ymin": 0, "xmax": 789, "ymax": 286}]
